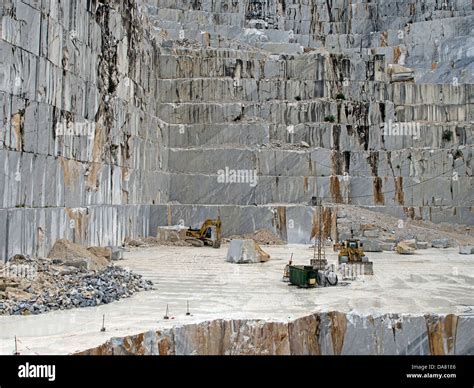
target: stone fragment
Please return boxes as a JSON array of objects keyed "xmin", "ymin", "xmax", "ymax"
[
  {"xmin": 459, "ymin": 246, "xmax": 474, "ymax": 255},
  {"xmin": 396, "ymin": 241, "xmax": 416, "ymax": 255},
  {"xmin": 388, "ymin": 64, "xmax": 415, "ymax": 82},
  {"xmin": 416, "ymin": 242, "xmax": 429, "ymax": 249},
  {"xmin": 299, "ymin": 141, "xmax": 310, "ymax": 148},
  {"xmin": 432, "ymin": 239, "xmax": 450, "ymax": 249}
]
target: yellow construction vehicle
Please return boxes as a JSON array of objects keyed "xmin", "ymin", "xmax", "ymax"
[
  {"xmin": 338, "ymin": 239, "xmax": 373, "ymax": 275},
  {"xmin": 185, "ymin": 217, "xmax": 222, "ymax": 248}
]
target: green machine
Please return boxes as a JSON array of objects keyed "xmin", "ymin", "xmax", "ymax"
[{"xmin": 288, "ymin": 265, "xmax": 318, "ymax": 288}]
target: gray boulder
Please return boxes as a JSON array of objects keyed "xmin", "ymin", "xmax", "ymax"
[
  {"xmin": 459, "ymin": 246, "xmax": 474, "ymax": 255},
  {"xmin": 432, "ymin": 239, "xmax": 450, "ymax": 248}
]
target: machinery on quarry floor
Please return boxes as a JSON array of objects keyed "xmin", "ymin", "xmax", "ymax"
[
  {"xmin": 185, "ymin": 217, "xmax": 222, "ymax": 248},
  {"xmin": 284, "ymin": 201, "xmax": 338, "ymax": 288},
  {"xmin": 285, "ymin": 263, "xmax": 339, "ymax": 288},
  {"xmin": 338, "ymin": 239, "xmax": 374, "ymax": 275}
]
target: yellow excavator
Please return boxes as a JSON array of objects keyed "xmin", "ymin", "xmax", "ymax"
[{"xmin": 185, "ymin": 217, "xmax": 222, "ymax": 248}]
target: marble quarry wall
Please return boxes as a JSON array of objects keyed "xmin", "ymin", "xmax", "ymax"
[
  {"xmin": 0, "ymin": 0, "xmax": 169, "ymax": 261},
  {"xmin": 79, "ymin": 312, "xmax": 474, "ymax": 355},
  {"xmin": 150, "ymin": 0, "xmax": 473, "ymax": 239},
  {"xmin": 1, "ymin": 0, "xmax": 473, "ymax": 260}
]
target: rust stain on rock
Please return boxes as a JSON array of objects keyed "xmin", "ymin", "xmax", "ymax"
[
  {"xmin": 167, "ymin": 204, "xmax": 172, "ymax": 226},
  {"xmin": 76, "ymin": 342, "xmax": 113, "ymax": 355},
  {"xmin": 157, "ymin": 335, "xmax": 174, "ymax": 355},
  {"xmin": 288, "ymin": 314, "xmax": 322, "ymax": 355},
  {"xmin": 328, "ymin": 311, "xmax": 347, "ymax": 355},
  {"xmin": 331, "ymin": 150, "xmax": 343, "ymax": 175},
  {"xmin": 311, "ymin": 207, "xmax": 332, "ymax": 239},
  {"xmin": 311, "ymin": 209, "xmax": 318, "ymax": 240},
  {"xmin": 78, "ymin": 330, "xmax": 175, "ymax": 355},
  {"xmin": 403, "ymin": 207, "xmax": 415, "ymax": 219},
  {"xmin": 331, "ymin": 209, "xmax": 338, "ymax": 241},
  {"xmin": 121, "ymin": 167, "xmax": 130, "ymax": 203},
  {"xmin": 86, "ymin": 124, "xmax": 105, "ymax": 191},
  {"xmin": 394, "ymin": 176, "xmax": 404, "ymax": 205},
  {"xmin": 380, "ymin": 31, "xmax": 388, "ymax": 47},
  {"xmin": 123, "ymin": 332, "xmax": 146, "ymax": 355},
  {"xmin": 373, "ymin": 177, "xmax": 385, "ymax": 204},
  {"xmin": 330, "ymin": 175, "xmax": 343, "ymax": 203},
  {"xmin": 393, "ymin": 46, "xmax": 402, "ymax": 64},
  {"xmin": 425, "ymin": 314, "xmax": 459, "ymax": 355},
  {"xmin": 60, "ymin": 157, "xmax": 82, "ymax": 187},
  {"xmin": 11, "ymin": 111, "xmax": 25, "ymax": 151},
  {"xmin": 323, "ymin": 208, "xmax": 332, "ymax": 238},
  {"xmin": 275, "ymin": 207, "xmax": 287, "ymax": 242}
]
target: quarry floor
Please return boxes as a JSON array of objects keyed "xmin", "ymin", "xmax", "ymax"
[{"xmin": 0, "ymin": 244, "xmax": 473, "ymax": 355}]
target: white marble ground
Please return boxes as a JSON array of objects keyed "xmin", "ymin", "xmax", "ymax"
[{"xmin": 1, "ymin": 245, "xmax": 473, "ymax": 354}]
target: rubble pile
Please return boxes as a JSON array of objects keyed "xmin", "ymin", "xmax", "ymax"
[
  {"xmin": 0, "ymin": 244, "xmax": 153, "ymax": 316},
  {"xmin": 335, "ymin": 206, "xmax": 474, "ymax": 252},
  {"xmin": 0, "ymin": 263, "xmax": 153, "ymax": 316}
]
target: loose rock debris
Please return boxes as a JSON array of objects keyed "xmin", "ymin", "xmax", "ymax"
[{"xmin": 0, "ymin": 242, "xmax": 153, "ymax": 316}]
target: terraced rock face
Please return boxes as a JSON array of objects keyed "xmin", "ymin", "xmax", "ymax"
[
  {"xmin": 78, "ymin": 312, "xmax": 474, "ymax": 355},
  {"xmin": 0, "ymin": 0, "xmax": 473, "ymax": 258},
  {"xmin": 0, "ymin": 0, "xmax": 167, "ymax": 260}
]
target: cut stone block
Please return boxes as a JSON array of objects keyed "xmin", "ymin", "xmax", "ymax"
[
  {"xmin": 380, "ymin": 243, "xmax": 395, "ymax": 251},
  {"xmin": 226, "ymin": 239, "xmax": 270, "ymax": 264},
  {"xmin": 157, "ymin": 226, "xmax": 188, "ymax": 242},
  {"xmin": 359, "ymin": 239, "xmax": 382, "ymax": 252},
  {"xmin": 388, "ymin": 64, "xmax": 415, "ymax": 83}
]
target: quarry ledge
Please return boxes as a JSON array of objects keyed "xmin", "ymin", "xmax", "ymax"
[{"xmin": 77, "ymin": 312, "xmax": 473, "ymax": 355}]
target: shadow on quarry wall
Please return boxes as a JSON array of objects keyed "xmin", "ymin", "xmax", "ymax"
[{"xmin": 77, "ymin": 312, "xmax": 473, "ymax": 355}]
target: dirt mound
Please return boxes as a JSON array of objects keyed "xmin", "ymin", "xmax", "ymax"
[
  {"xmin": 124, "ymin": 237, "xmax": 193, "ymax": 247},
  {"xmin": 87, "ymin": 246, "xmax": 112, "ymax": 261},
  {"xmin": 228, "ymin": 229, "xmax": 286, "ymax": 245},
  {"xmin": 48, "ymin": 239, "xmax": 109, "ymax": 270}
]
